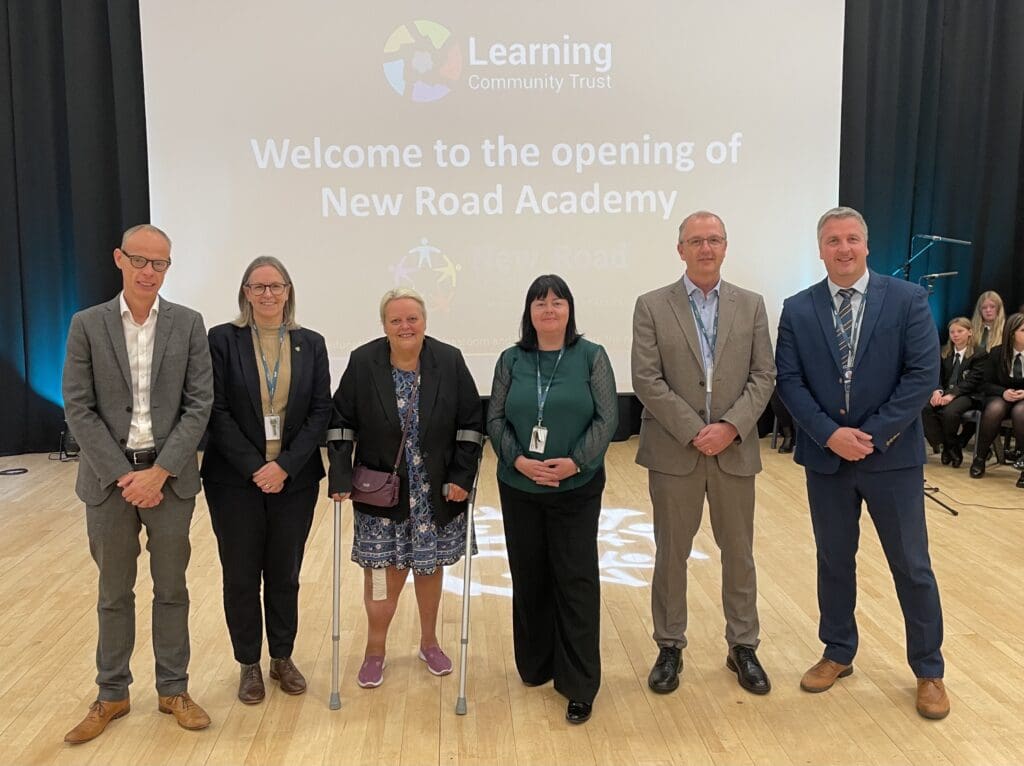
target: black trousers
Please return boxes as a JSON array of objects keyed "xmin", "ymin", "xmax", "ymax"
[
  {"xmin": 498, "ymin": 470, "xmax": 604, "ymax": 704},
  {"xmin": 920, "ymin": 396, "xmax": 976, "ymax": 450},
  {"xmin": 205, "ymin": 481, "xmax": 318, "ymax": 665}
]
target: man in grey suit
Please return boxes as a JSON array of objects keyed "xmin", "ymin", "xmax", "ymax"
[
  {"xmin": 632, "ymin": 210, "xmax": 776, "ymax": 695},
  {"xmin": 61, "ymin": 224, "xmax": 213, "ymax": 743}
]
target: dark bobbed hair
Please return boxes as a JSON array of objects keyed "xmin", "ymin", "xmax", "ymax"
[
  {"xmin": 999, "ymin": 312, "xmax": 1024, "ymax": 376},
  {"xmin": 516, "ymin": 274, "xmax": 582, "ymax": 351}
]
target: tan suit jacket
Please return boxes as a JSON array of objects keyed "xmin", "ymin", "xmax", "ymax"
[{"xmin": 631, "ymin": 277, "xmax": 775, "ymax": 477}]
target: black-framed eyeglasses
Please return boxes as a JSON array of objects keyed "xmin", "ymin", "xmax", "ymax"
[
  {"xmin": 245, "ymin": 282, "xmax": 290, "ymax": 296},
  {"xmin": 682, "ymin": 236, "xmax": 727, "ymax": 249},
  {"xmin": 122, "ymin": 251, "xmax": 172, "ymax": 272}
]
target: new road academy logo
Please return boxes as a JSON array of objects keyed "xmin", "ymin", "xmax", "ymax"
[{"xmin": 382, "ymin": 21, "xmax": 462, "ymax": 103}]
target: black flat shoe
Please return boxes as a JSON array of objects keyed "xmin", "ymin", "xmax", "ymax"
[
  {"xmin": 566, "ymin": 700, "xmax": 592, "ymax": 724},
  {"xmin": 1017, "ymin": 471, "xmax": 1024, "ymax": 489},
  {"xmin": 726, "ymin": 645, "xmax": 771, "ymax": 695},
  {"xmin": 950, "ymin": 443, "xmax": 963, "ymax": 468},
  {"xmin": 778, "ymin": 434, "xmax": 794, "ymax": 453},
  {"xmin": 940, "ymin": 447, "xmax": 952, "ymax": 465},
  {"xmin": 648, "ymin": 646, "xmax": 682, "ymax": 694},
  {"xmin": 969, "ymin": 455, "xmax": 986, "ymax": 478}
]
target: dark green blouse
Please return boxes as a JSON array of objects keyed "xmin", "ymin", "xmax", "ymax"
[{"xmin": 487, "ymin": 338, "xmax": 618, "ymax": 493}]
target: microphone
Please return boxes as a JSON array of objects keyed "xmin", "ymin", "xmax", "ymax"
[
  {"xmin": 914, "ymin": 234, "xmax": 972, "ymax": 246},
  {"xmin": 919, "ymin": 271, "xmax": 958, "ymax": 280}
]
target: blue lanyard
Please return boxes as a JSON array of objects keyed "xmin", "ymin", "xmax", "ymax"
[
  {"xmin": 253, "ymin": 324, "xmax": 287, "ymax": 412},
  {"xmin": 687, "ymin": 293, "xmax": 718, "ymax": 362},
  {"xmin": 535, "ymin": 348, "xmax": 564, "ymax": 426}
]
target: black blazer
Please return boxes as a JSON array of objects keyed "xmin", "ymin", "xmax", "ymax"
[
  {"xmin": 201, "ymin": 323, "xmax": 332, "ymax": 491},
  {"xmin": 328, "ymin": 336, "xmax": 483, "ymax": 525},
  {"xmin": 936, "ymin": 348, "xmax": 987, "ymax": 398},
  {"xmin": 982, "ymin": 345, "xmax": 1024, "ymax": 397}
]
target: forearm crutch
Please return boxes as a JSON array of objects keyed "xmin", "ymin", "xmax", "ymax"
[
  {"xmin": 455, "ymin": 442, "xmax": 485, "ymax": 715},
  {"xmin": 329, "ymin": 497, "xmax": 343, "ymax": 710}
]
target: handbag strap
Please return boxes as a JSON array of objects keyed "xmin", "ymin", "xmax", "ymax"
[{"xmin": 389, "ymin": 372, "xmax": 420, "ymax": 473}]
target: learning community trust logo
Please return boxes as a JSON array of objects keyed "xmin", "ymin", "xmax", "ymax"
[{"xmin": 382, "ymin": 20, "xmax": 462, "ymax": 103}]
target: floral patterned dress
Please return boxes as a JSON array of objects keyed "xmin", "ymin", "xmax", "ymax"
[{"xmin": 351, "ymin": 366, "xmax": 474, "ymax": 574}]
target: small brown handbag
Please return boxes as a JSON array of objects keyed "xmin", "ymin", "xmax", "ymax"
[{"xmin": 349, "ymin": 375, "xmax": 419, "ymax": 508}]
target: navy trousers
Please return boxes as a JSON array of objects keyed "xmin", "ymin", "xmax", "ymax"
[{"xmin": 805, "ymin": 463, "xmax": 944, "ymax": 678}]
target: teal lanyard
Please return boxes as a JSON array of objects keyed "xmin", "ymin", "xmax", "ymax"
[
  {"xmin": 253, "ymin": 325, "xmax": 287, "ymax": 412},
  {"xmin": 535, "ymin": 348, "xmax": 564, "ymax": 426},
  {"xmin": 687, "ymin": 293, "xmax": 718, "ymax": 362}
]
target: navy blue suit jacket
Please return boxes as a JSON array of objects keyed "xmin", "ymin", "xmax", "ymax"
[{"xmin": 775, "ymin": 270, "xmax": 939, "ymax": 474}]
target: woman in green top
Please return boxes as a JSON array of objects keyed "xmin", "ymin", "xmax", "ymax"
[{"xmin": 487, "ymin": 274, "xmax": 618, "ymax": 725}]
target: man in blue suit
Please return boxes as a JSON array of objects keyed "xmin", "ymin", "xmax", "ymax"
[{"xmin": 775, "ymin": 206, "xmax": 949, "ymax": 720}]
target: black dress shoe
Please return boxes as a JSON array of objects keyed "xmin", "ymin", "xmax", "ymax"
[
  {"xmin": 1017, "ymin": 471, "xmax": 1024, "ymax": 489},
  {"xmin": 940, "ymin": 447, "xmax": 952, "ymax": 465},
  {"xmin": 950, "ymin": 443, "xmax": 963, "ymax": 468},
  {"xmin": 566, "ymin": 700, "xmax": 592, "ymax": 724},
  {"xmin": 726, "ymin": 645, "xmax": 771, "ymax": 695},
  {"xmin": 969, "ymin": 455, "xmax": 986, "ymax": 478},
  {"xmin": 648, "ymin": 646, "xmax": 682, "ymax": 694}
]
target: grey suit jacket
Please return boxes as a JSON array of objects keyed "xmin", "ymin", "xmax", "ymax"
[
  {"xmin": 631, "ymin": 277, "xmax": 775, "ymax": 477},
  {"xmin": 62, "ymin": 296, "xmax": 213, "ymax": 505}
]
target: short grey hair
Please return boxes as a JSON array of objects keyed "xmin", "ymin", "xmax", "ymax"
[
  {"xmin": 677, "ymin": 210, "xmax": 727, "ymax": 243},
  {"xmin": 121, "ymin": 223, "xmax": 172, "ymax": 251},
  {"xmin": 379, "ymin": 287, "xmax": 427, "ymax": 324},
  {"xmin": 232, "ymin": 255, "xmax": 299, "ymax": 329},
  {"xmin": 817, "ymin": 206, "xmax": 868, "ymax": 242}
]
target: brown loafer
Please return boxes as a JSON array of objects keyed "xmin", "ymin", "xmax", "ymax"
[
  {"xmin": 64, "ymin": 697, "xmax": 130, "ymax": 744},
  {"xmin": 916, "ymin": 678, "xmax": 950, "ymax": 719},
  {"xmin": 158, "ymin": 692, "xmax": 211, "ymax": 730},
  {"xmin": 238, "ymin": 663, "xmax": 265, "ymax": 704},
  {"xmin": 270, "ymin": 657, "xmax": 307, "ymax": 695},
  {"xmin": 800, "ymin": 658, "xmax": 853, "ymax": 692}
]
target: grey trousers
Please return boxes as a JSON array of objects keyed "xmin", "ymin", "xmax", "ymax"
[
  {"xmin": 648, "ymin": 458, "xmax": 760, "ymax": 650},
  {"xmin": 86, "ymin": 488, "xmax": 195, "ymax": 700}
]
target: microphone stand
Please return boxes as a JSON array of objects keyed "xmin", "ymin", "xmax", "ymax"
[
  {"xmin": 924, "ymin": 480, "xmax": 959, "ymax": 516},
  {"xmin": 893, "ymin": 234, "xmax": 971, "ymax": 281}
]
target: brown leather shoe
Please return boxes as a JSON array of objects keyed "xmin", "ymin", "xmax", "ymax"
[
  {"xmin": 64, "ymin": 698, "xmax": 130, "ymax": 744},
  {"xmin": 270, "ymin": 657, "xmax": 307, "ymax": 695},
  {"xmin": 238, "ymin": 663, "xmax": 265, "ymax": 704},
  {"xmin": 916, "ymin": 678, "xmax": 950, "ymax": 719},
  {"xmin": 800, "ymin": 658, "xmax": 854, "ymax": 692},
  {"xmin": 158, "ymin": 692, "xmax": 211, "ymax": 730}
]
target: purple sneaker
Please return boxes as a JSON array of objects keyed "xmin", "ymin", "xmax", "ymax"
[
  {"xmin": 418, "ymin": 645, "xmax": 453, "ymax": 676},
  {"xmin": 357, "ymin": 656, "xmax": 385, "ymax": 688}
]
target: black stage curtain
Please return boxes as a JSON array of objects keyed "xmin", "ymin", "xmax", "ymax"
[
  {"xmin": 1, "ymin": 1, "xmax": 149, "ymax": 456},
  {"xmin": 840, "ymin": 0, "xmax": 1024, "ymax": 325}
]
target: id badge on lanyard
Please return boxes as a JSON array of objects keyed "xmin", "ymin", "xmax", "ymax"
[
  {"xmin": 530, "ymin": 349, "xmax": 564, "ymax": 454},
  {"xmin": 255, "ymin": 324, "xmax": 287, "ymax": 441}
]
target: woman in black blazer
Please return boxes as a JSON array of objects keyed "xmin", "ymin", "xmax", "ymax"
[
  {"xmin": 201, "ymin": 256, "xmax": 332, "ymax": 704},
  {"xmin": 328, "ymin": 287, "xmax": 483, "ymax": 689},
  {"xmin": 920, "ymin": 316, "xmax": 986, "ymax": 467},
  {"xmin": 970, "ymin": 312, "xmax": 1024, "ymax": 485}
]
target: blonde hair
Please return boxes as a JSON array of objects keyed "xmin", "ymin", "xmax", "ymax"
[
  {"xmin": 971, "ymin": 290, "xmax": 1004, "ymax": 352},
  {"xmin": 942, "ymin": 316, "xmax": 976, "ymax": 359},
  {"xmin": 379, "ymin": 287, "xmax": 427, "ymax": 324},
  {"xmin": 232, "ymin": 256, "xmax": 299, "ymax": 329}
]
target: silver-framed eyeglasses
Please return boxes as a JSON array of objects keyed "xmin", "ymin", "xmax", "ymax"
[
  {"xmin": 245, "ymin": 282, "xmax": 290, "ymax": 296},
  {"xmin": 122, "ymin": 251, "xmax": 172, "ymax": 272},
  {"xmin": 682, "ymin": 236, "xmax": 727, "ymax": 248}
]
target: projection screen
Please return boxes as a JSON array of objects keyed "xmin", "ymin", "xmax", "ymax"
[{"xmin": 140, "ymin": 1, "xmax": 845, "ymax": 392}]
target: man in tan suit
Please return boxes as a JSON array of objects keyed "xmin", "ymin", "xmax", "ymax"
[{"xmin": 631, "ymin": 210, "xmax": 775, "ymax": 695}]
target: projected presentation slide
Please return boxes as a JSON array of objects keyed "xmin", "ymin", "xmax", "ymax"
[{"xmin": 141, "ymin": 1, "xmax": 844, "ymax": 391}]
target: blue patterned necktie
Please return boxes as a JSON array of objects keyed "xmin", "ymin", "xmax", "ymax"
[{"xmin": 836, "ymin": 288, "xmax": 855, "ymax": 369}]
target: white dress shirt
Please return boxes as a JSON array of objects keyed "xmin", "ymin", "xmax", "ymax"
[{"xmin": 119, "ymin": 292, "xmax": 160, "ymax": 450}]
